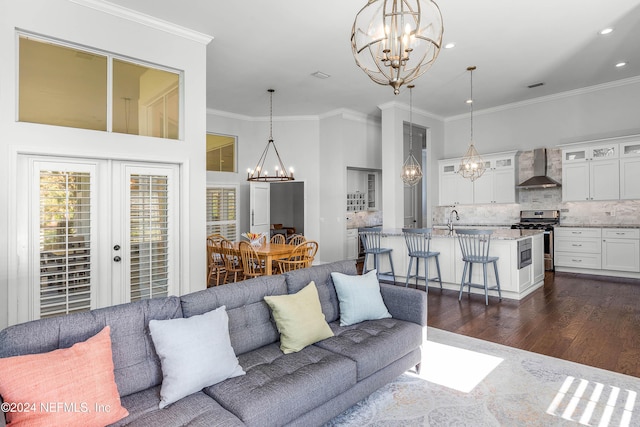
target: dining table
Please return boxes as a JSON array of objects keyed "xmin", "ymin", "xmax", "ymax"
[{"xmin": 232, "ymin": 242, "xmax": 297, "ymax": 276}]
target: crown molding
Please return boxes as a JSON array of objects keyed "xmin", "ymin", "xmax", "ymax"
[
  {"xmin": 445, "ymin": 75, "xmax": 640, "ymax": 122},
  {"xmin": 378, "ymin": 101, "xmax": 445, "ymax": 122},
  {"xmin": 69, "ymin": 0, "xmax": 213, "ymax": 44},
  {"xmin": 206, "ymin": 108, "xmax": 318, "ymax": 122}
]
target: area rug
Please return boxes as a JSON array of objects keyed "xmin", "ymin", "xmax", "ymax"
[{"xmin": 325, "ymin": 327, "xmax": 640, "ymax": 426}]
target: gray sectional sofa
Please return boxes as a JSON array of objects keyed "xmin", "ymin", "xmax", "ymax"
[{"xmin": 0, "ymin": 260, "xmax": 427, "ymax": 426}]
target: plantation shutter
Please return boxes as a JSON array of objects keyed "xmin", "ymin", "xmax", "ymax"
[
  {"xmin": 206, "ymin": 187, "xmax": 237, "ymax": 240},
  {"xmin": 129, "ymin": 174, "xmax": 170, "ymax": 301},
  {"xmin": 39, "ymin": 170, "xmax": 93, "ymax": 317}
]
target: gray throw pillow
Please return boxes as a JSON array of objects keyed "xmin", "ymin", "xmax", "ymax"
[{"xmin": 149, "ymin": 306, "xmax": 245, "ymax": 408}]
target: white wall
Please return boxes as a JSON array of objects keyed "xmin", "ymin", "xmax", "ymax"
[
  {"xmin": 443, "ymin": 78, "xmax": 640, "ymax": 157},
  {"xmin": 0, "ymin": 0, "xmax": 210, "ymax": 328},
  {"xmin": 206, "ymin": 111, "xmax": 322, "ymax": 254}
]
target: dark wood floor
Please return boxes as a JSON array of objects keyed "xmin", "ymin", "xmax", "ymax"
[{"xmin": 423, "ymin": 271, "xmax": 640, "ymax": 378}]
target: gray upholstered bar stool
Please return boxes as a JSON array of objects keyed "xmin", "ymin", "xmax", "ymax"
[
  {"xmin": 456, "ymin": 229, "xmax": 502, "ymax": 305},
  {"xmin": 402, "ymin": 228, "xmax": 442, "ymax": 290},
  {"xmin": 358, "ymin": 227, "xmax": 395, "ymax": 282}
]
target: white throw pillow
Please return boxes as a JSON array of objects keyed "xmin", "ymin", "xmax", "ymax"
[
  {"xmin": 331, "ymin": 269, "xmax": 392, "ymax": 326},
  {"xmin": 149, "ymin": 306, "xmax": 245, "ymax": 408}
]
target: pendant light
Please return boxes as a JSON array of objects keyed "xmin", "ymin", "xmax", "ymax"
[
  {"xmin": 401, "ymin": 85, "xmax": 423, "ymax": 186},
  {"xmin": 351, "ymin": 0, "xmax": 444, "ymax": 95},
  {"xmin": 459, "ymin": 66, "xmax": 485, "ymax": 181},
  {"xmin": 247, "ymin": 89, "xmax": 294, "ymax": 182}
]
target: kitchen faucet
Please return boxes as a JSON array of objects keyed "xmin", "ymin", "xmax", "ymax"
[{"xmin": 447, "ymin": 209, "xmax": 460, "ymax": 233}]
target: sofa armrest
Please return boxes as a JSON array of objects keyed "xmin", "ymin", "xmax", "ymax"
[
  {"xmin": 380, "ymin": 284, "xmax": 427, "ymax": 327},
  {"xmin": 1, "ymin": 395, "xmax": 6, "ymax": 427}
]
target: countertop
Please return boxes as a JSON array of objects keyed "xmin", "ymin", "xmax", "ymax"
[
  {"xmin": 556, "ymin": 224, "xmax": 640, "ymax": 229},
  {"xmin": 379, "ymin": 228, "xmax": 543, "ymax": 240}
]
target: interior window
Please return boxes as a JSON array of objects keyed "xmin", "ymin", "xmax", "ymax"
[
  {"xmin": 19, "ymin": 36, "xmax": 108, "ymax": 131},
  {"xmin": 206, "ymin": 133, "xmax": 237, "ymax": 172},
  {"xmin": 18, "ymin": 34, "xmax": 181, "ymax": 140}
]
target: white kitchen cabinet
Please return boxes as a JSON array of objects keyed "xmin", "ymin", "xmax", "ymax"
[
  {"xmin": 554, "ymin": 227, "xmax": 602, "ymax": 270},
  {"xmin": 562, "ymin": 143, "xmax": 619, "ymax": 201},
  {"xmin": 601, "ymin": 228, "xmax": 640, "ymax": 272},
  {"xmin": 439, "ymin": 161, "xmax": 473, "ymax": 205},
  {"xmin": 345, "ymin": 228, "xmax": 359, "ymax": 260},
  {"xmin": 366, "ymin": 172, "xmax": 379, "ymax": 210},
  {"xmin": 473, "ymin": 155, "xmax": 516, "ymax": 204},
  {"xmin": 620, "ymin": 141, "xmax": 640, "ymax": 200},
  {"xmin": 346, "ymin": 169, "xmax": 379, "ymax": 211},
  {"xmin": 438, "ymin": 152, "xmax": 516, "ymax": 206}
]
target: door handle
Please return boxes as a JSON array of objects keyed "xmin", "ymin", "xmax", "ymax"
[{"xmin": 113, "ymin": 256, "xmax": 121, "ymax": 262}]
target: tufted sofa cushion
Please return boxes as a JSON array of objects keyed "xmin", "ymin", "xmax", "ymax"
[
  {"xmin": 180, "ymin": 275, "xmax": 287, "ymax": 356},
  {"xmin": 314, "ymin": 318, "xmax": 423, "ymax": 381},
  {"xmin": 204, "ymin": 343, "xmax": 356, "ymax": 427}
]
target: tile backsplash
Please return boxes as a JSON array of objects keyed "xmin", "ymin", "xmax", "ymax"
[{"xmin": 346, "ymin": 210, "xmax": 383, "ymax": 229}]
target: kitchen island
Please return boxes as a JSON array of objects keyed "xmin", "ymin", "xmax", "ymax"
[{"xmin": 367, "ymin": 228, "xmax": 545, "ymax": 300}]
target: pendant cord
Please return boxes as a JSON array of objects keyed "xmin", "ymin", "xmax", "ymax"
[
  {"xmin": 470, "ymin": 69, "xmax": 474, "ymax": 144},
  {"xmin": 409, "ymin": 86, "xmax": 413, "ymax": 153}
]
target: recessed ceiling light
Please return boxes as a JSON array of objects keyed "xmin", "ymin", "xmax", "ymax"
[
  {"xmin": 465, "ymin": 99, "xmax": 473, "ymax": 104},
  {"xmin": 311, "ymin": 71, "xmax": 330, "ymax": 79},
  {"xmin": 599, "ymin": 28, "xmax": 613, "ymax": 35},
  {"xmin": 444, "ymin": 42, "xmax": 456, "ymax": 49},
  {"xmin": 615, "ymin": 62, "xmax": 627, "ymax": 68}
]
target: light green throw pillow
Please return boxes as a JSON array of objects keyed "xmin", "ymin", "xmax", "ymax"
[
  {"xmin": 331, "ymin": 269, "xmax": 392, "ymax": 326},
  {"xmin": 264, "ymin": 281, "xmax": 334, "ymax": 354}
]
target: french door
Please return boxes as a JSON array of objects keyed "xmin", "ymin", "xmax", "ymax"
[{"xmin": 15, "ymin": 156, "xmax": 179, "ymax": 323}]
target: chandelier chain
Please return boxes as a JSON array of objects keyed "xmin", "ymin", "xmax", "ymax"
[{"xmin": 269, "ymin": 88, "xmax": 274, "ymax": 141}]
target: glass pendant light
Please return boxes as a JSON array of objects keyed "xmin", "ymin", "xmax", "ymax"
[
  {"xmin": 459, "ymin": 66, "xmax": 485, "ymax": 181},
  {"xmin": 401, "ymin": 85, "xmax": 423, "ymax": 186}
]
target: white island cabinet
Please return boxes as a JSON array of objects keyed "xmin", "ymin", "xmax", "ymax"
[
  {"xmin": 367, "ymin": 229, "xmax": 544, "ymax": 300},
  {"xmin": 555, "ymin": 226, "xmax": 640, "ymax": 278}
]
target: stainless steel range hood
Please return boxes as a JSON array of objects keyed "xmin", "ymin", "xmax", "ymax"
[{"xmin": 517, "ymin": 148, "xmax": 561, "ymax": 189}]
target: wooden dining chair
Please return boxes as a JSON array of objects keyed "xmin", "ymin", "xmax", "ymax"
[
  {"xmin": 288, "ymin": 234, "xmax": 306, "ymax": 246},
  {"xmin": 302, "ymin": 240, "xmax": 318, "ymax": 265},
  {"xmin": 220, "ymin": 239, "xmax": 243, "ymax": 283},
  {"xmin": 275, "ymin": 244, "xmax": 310, "ymax": 274},
  {"xmin": 270, "ymin": 233, "xmax": 286, "ymax": 244},
  {"xmin": 206, "ymin": 235, "xmax": 226, "ymax": 287},
  {"xmin": 239, "ymin": 241, "xmax": 266, "ymax": 279}
]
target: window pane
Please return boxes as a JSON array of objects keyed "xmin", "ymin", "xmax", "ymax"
[
  {"xmin": 39, "ymin": 170, "xmax": 93, "ymax": 318},
  {"xmin": 206, "ymin": 133, "xmax": 236, "ymax": 172},
  {"xmin": 206, "ymin": 187, "xmax": 237, "ymax": 240},
  {"xmin": 130, "ymin": 174, "xmax": 171, "ymax": 301},
  {"xmin": 19, "ymin": 36, "xmax": 107, "ymax": 131},
  {"xmin": 114, "ymin": 59, "xmax": 180, "ymax": 140}
]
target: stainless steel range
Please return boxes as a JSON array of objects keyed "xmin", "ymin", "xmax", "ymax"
[{"xmin": 511, "ymin": 210, "xmax": 560, "ymax": 271}]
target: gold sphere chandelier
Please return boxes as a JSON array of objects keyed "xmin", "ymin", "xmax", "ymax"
[
  {"xmin": 401, "ymin": 85, "xmax": 423, "ymax": 186},
  {"xmin": 247, "ymin": 89, "xmax": 295, "ymax": 182},
  {"xmin": 459, "ymin": 66, "xmax": 485, "ymax": 181},
  {"xmin": 351, "ymin": 0, "xmax": 444, "ymax": 95}
]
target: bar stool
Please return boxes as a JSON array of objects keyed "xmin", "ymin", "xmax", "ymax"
[
  {"xmin": 402, "ymin": 228, "xmax": 442, "ymax": 290},
  {"xmin": 456, "ymin": 229, "xmax": 502, "ymax": 305},
  {"xmin": 358, "ymin": 227, "xmax": 395, "ymax": 282}
]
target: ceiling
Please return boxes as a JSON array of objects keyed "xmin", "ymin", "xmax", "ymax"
[{"xmin": 108, "ymin": 0, "xmax": 640, "ymax": 119}]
